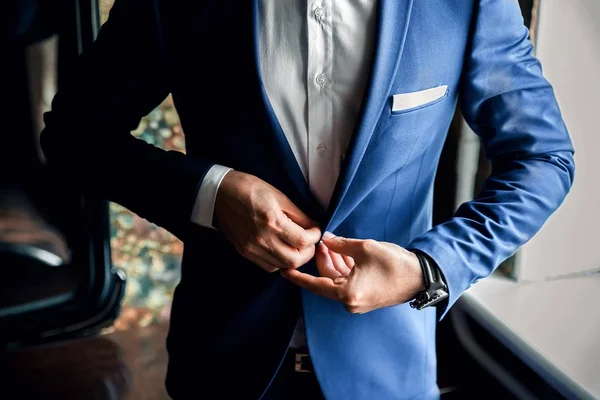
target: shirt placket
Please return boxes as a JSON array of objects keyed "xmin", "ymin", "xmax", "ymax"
[{"xmin": 306, "ymin": 0, "xmax": 335, "ymax": 208}]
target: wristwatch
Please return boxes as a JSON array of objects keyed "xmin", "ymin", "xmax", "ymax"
[{"xmin": 409, "ymin": 251, "xmax": 449, "ymax": 310}]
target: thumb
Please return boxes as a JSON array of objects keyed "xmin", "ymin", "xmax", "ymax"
[{"xmin": 321, "ymin": 232, "xmax": 364, "ymax": 258}]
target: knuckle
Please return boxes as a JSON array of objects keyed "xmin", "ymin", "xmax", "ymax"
[
  {"xmin": 236, "ymin": 242, "xmax": 250, "ymax": 256},
  {"xmin": 294, "ymin": 254, "xmax": 312, "ymax": 269},
  {"xmin": 278, "ymin": 255, "xmax": 294, "ymax": 269},
  {"xmin": 258, "ymin": 236, "xmax": 271, "ymax": 251},
  {"xmin": 342, "ymin": 291, "xmax": 362, "ymax": 308},
  {"xmin": 344, "ymin": 304, "xmax": 361, "ymax": 314},
  {"xmin": 296, "ymin": 234, "xmax": 310, "ymax": 248},
  {"xmin": 361, "ymin": 239, "xmax": 378, "ymax": 252},
  {"xmin": 265, "ymin": 211, "xmax": 282, "ymax": 230},
  {"xmin": 240, "ymin": 235, "xmax": 263, "ymax": 256},
  {"xmin": 242, "ymin": 236, "xmax": 256, "ymax": 251},
  {"xmin": 287, "ymin": 257, "xmax": 303, "ymax": 270}
]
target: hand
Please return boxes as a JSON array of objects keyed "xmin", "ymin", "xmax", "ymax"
[
  {"xmin": 281, "ymin": 232, "xmax": 426, "ymax": 314},
  {"xmin": 214, "ymin": 170, "xmax": 322, "ymax": 273},
  {"xmin": 313, "ymin": 240, "xmax": 355, "ymax": 279}
]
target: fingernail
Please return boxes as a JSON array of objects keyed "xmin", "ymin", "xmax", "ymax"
[{"xmin": 323, "ymin": 231, "xmax": 335, "ymax": 239}]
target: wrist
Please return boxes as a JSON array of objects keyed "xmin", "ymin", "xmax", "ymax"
[
  {"xmin": 214, "ymin": 170, "xmax": 242, "ymax": 215},
  {"xmin": 217, "ymin": 169, "xmax": 242, "ymax": 198}
]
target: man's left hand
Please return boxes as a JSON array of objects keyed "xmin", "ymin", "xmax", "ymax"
[{"xmin": 280, "ymin": 232, "xmax": 426, "ymax": 314}]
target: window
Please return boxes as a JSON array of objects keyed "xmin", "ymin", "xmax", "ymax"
[{"xmin": 514, "ymin": 0, "xmax": 600, "ymax": 281}]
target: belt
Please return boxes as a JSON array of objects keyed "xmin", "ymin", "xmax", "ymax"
[
  {"xmin": 264, "ymin": 348, "xmax": 324, "ymax": 400},
  {"xmin": 284, "ymin": 348, "xmax": 314, "ymax": 373}
]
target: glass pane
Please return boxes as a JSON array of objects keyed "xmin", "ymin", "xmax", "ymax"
[{"xmin": 99, "ymin": 0, "xmax": 185, "ymax": 330}]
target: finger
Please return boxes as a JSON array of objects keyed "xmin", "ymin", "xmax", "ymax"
[
  {"xmin": 334, "ymin": 275, "xmax": 349, "ymax": 285},
  {"xmin": 277, "ymin": 214, "xmax": 320, "ymax": 249},
  {"xmin": 295, "ymin": 243, "xmax": 318, "ymax": 268},
  {"xmin": 342, "ymin": 255, "xmax": 356, "ymax": 269},
  {"xmin": 328, "ymin": 249, "xmax": 352, "ymax": 276},
  {"xmin": 245, "ymin": 253, "xmax": 279, "ymax": 273},
  {"xmin": 316, "ymin": 244, "xmax": 342, "ymax": 279},
  {"xmin": 304, "ymin": 226, "xmax": 323, "ymax": 245},
  {"xmin": 280, "ymin": 269, "xmax": 342, "ymax": 301},
  {"xmin": 321, "ymin": 232, "xmax": 374, "ymax": 258},
  {"xmin": 244, "ymin": 243, "xmax": 282, "ymax": 270},
  {"xmin": 268, "ymin": 237, "xmax": 315, "ymax": 269}
]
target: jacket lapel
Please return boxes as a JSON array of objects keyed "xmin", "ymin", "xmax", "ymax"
[
  {"xmin": 251, "ymin": 0, "xmax": 322, "ymax": 218},
  {"xmin": 251, "ymin": 0, "xmax": 414, "ymax": 226},
  {"xmin": 325, "ymin": 0, "xmax": 415, "ymax": 232}
]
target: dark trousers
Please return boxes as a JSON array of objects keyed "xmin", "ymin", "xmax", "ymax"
[
  {"xmin": 261, "ymin": 349, "xmax": 325, "ymax": 400},
  {"xmin": 166, "ymin": 349, "xmax": 325, "ymax": 400}
]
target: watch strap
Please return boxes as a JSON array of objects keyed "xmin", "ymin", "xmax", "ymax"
[{"xmin": 409, "ymin": 251, "xmax": 449, "ymax": 310}]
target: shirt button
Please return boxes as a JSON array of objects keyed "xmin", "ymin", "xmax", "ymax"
[
  {"xmin": 314, "ymin": 7, "xmax": 325, "ymax": 21},
  {"xmin": 316, "ymin": 144, "xmax": 327, "ymax": 156},
  {"xmin": 316, "ymin": 74, "xmax": 326, "ymax": 87}
]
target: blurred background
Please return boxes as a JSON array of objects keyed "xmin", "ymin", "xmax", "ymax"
[{"xmin": 0, "ymin": 0, "xmax": 597, "ymax": 399}]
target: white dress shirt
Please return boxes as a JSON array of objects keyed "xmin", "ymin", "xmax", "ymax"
[{"xmin": 191, "ymin": 0, "xmax": 377, "ymax": 347}]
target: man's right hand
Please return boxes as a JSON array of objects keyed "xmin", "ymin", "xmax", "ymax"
[{"xmin": 214, "ymin": 171, "xmax": 322, "ymax": 273}]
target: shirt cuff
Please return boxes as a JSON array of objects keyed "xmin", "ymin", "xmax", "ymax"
[{"xmin": 191, "ymin": 164, "xmax": 233, "ymax": 229}]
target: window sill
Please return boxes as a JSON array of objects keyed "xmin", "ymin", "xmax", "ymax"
[{"xmin": 458, "ymin": 274, "xmax": 599, "ymax": 400}]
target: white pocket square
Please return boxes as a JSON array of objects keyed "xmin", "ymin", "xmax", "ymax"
[{"xmin": 392, "ymin": 85, "xmax": 448, "ymax": 113}]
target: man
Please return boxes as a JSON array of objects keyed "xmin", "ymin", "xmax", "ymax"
[{"xmin": 40, "ymin": 0, "xmax": 575, "ymax": 398}]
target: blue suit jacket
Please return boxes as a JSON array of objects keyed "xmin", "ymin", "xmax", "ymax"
[{"xmin": 41, "ymin": 0, "xmax": 575, "ymax": 398}]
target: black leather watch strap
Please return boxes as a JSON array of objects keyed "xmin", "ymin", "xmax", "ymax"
[{"xmin": 409, "ymin": 251, "xmax": 449, "ymax": 310}]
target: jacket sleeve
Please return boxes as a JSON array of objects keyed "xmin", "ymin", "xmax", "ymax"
[
  {"xmin": 40, "ymin": 0, "xmax": 213, "ymax": 241},
  {"xmin": 407, "ymin": 0, "xmax": 575, "ymax": 318}
]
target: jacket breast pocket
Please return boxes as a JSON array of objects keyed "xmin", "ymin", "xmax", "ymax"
[{"xmin": 390, "ymin": 85, "xmax": 449, "ymax": 115}]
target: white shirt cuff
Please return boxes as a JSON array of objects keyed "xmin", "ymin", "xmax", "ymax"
[{"xmin": 191, "ymin": 164, "xmax": 233, "ymax": 229}]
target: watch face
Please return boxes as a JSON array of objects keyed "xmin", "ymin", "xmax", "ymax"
[{"xmin": 431, "ymin": 289, "xmax": 446, "ymax": 300}]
